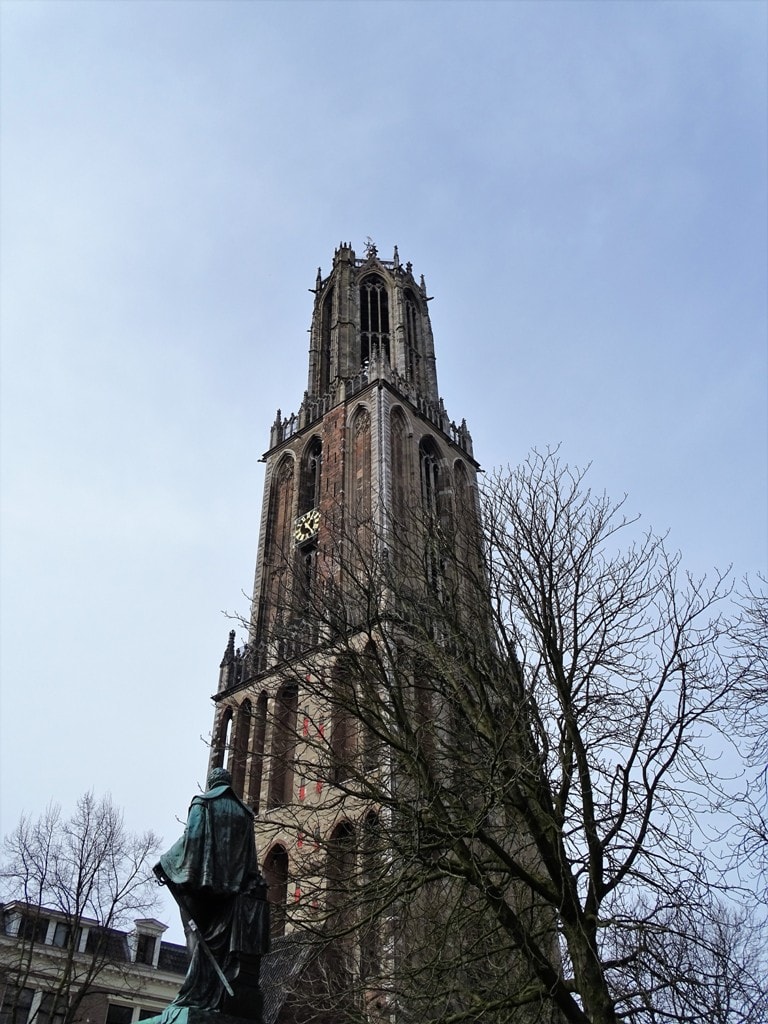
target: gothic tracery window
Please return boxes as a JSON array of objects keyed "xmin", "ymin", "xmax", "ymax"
[{"xmin": 359, "ymin": 275, "xmax": 390, "ymax": 367}]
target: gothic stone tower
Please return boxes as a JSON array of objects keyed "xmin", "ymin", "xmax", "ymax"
[{"xmin": 208, "ymin": 240, "xmax": 480, "ymax": 951}]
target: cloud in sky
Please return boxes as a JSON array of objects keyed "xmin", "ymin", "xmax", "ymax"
[{"xmin": 1, "ymin": 0, "xmax": 765, "ymax": 939}]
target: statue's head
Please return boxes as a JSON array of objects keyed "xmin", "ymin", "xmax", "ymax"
[{"xmin": 207, "ymin": 767, "xmax": 232, "ymax": 790}]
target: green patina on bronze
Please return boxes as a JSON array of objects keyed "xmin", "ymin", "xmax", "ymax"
[{"xmin": 153, "ymin": 768, "xmax": 269, "ymax": 1024}]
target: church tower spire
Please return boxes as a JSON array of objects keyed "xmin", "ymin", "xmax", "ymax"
[{"xmin": 208, "ymin": 242, "xmax": 479, "ymax": 943}]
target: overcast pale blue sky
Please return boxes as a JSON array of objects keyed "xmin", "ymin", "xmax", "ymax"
[{"xmin": 1, "ymin": 0, "xmax": 766, "ymax": 941}]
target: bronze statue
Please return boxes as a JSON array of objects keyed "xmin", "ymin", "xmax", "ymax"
[{"xmin": 155, "ymin": 767, "xmax": 269, "ymax": 1022}]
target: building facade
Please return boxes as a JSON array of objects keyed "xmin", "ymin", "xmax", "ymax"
[{"xmin": 0, "ymin": 902, "xmax": 187, "ymax": 1024}]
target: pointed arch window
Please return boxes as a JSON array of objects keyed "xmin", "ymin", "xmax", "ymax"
[
  {"xmin": 360, "ymin": 640, "xmax": 381, "ymax": 773},
  {"xmin": 330, "ymin": 657, "xmax": 356, "ymax": 784},
  {"xmin": 360, "ymin": 275, "xmax": 390, "ymax": 367},
  {"xmin": 298, "ymin": 436, "xmax": 322, "ymax": 516},
  {"xmin": 453, "ymin": 461, "xmax": 479, "ymax": 574},
  {"xmin": 229, "ymin": 699, "xmax": 252, "ymax": 798},
  {"xmin": 293, "ymin": 539, "xmax": 317, "ymax": 627},
  {"xmin": 404, "ymin": 289, "xmax": 421, "ymax": 383},
  {"xmin": 419, "ymin": 437, "xmax": 443, "ymax": 520},
  {"xmin": 390, "ymin": 407, "xmax": 410, "ymax": 532},
  {"xmin": 326, "ymin": 821, "xmax": 356, "ymax": 938},
  {"xmin": 260, "ymin": 455, "xmax": 295, "ymax": 649},
  {"xmin": 212, "ymin": 707, "xmax": 233, "ymax": 770},
  {"xmin": 267, "ymin": 455, "xmax": 296, "ymax": 557},
  {"xmin": 348, "ymin": 407, "xmax": 372, "ymax": 582},
  {"xmin": 420, "ymin": 437, "xmax": 447, "ymax": 596},
  {"xmin": 263, "ymin": 844, "xmax": 289, "ymax": 937},
  {"xmin": 249, "ymin": 691, "xmax": 268, "ymax": 813},
  {"xmin": 268, "ymin": 683, "xmax": 299, "ymax": 809},
  {"xmin": 320, "ymin": 287, "xmax": 334, "ymax": 395}
]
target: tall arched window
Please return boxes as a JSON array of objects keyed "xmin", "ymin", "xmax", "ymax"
[
  {"xmin": 453, "ymin": 461, "xmax": 478, "ymax": 571},
  {"xmin": 361, "ymin": 640, "xmax": 380, "ymax": 773},
  {"xmin": 266, "ymin": 455, "xmax": 296, "ymax": 558},
  {"xmin": 249, "ymin": 691, "xmax": 268, "ymax": 813},
  {"xmin": 359, "ymin": 275, "xmax": 390, "ymax": 367},
  {"xmin": 419, "ymin": 437, "xmax": 442, "ymax": 519},
  {"xmin": 349, "ymin": 407, "xmax": 372, "ymax": 574},
  {"xmin": 212, "ymin": 707, "xmax": 233, "ymax": 770},
  {"xmin": 229, "ymin": 699, "xmax": 252, "ymax": 798},
  {"xmin": 293, "ymin": 438, "xmax": 321, "ymax": 639},
  {"xmin": 330, "ymin": 657, "xmax": 356, "ymax": 785},
  {"xmin": 293, "ymin": 540, "xmax": 317, "ymax": 630},
  {"xmin": 268, "ymin": 683, "xmax": 299, "ymax": 809},
  {"xmin": 320, "ymin": 287, "xmax": 334, "ymax": 395},
  {"xmin": 261, "ymin": 455, "xmax": 295, "ymax": 644},
  {"xmin": 390, "ymin": 407, "xmax": 410, "ymax": 532},
  {"xmin": 263, "ymin": 844, "xmax": 289, "ymax": 937},
  {"xmin": 404, "ymin": 289, "xmax": 421, "ymax": 383},
  {"xmin": 419, "ymin": 438, "xmax": 448, "ymax": 598},
  {"xmin": 298, "ymin": 436, "xmax": 322, "ymax": 516},
  {"xmin": 326, "ymin": 821, "xmax": 356, "ymax": 939}
]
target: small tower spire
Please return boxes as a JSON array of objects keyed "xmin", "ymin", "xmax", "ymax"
[{"xmin": 220, "ymin": 629, "xmax": 236, "ymax": 668}]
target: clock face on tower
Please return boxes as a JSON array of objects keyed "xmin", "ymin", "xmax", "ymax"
[{"xmin": 294, "ymin": 508, "xmax": 320, "ymax": 543}]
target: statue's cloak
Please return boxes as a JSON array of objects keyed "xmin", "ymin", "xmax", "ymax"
[
  {"xmin": 156, "ymin": 782, "xmax": 268, "ymax": 1014},
  {"xmin": 160, "ymin": 784, "xmax": 257, "ymax": 894}
]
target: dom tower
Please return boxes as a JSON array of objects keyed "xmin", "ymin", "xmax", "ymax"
[{"xmin": 208, "ymin": 242, "xmax": 493, "ymax": 1017}]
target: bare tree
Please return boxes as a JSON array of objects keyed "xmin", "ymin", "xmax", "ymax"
[
  {"xmin": 0, "ymin": 792, "xmax": 161, "ymax": 1024},
  {"xmin": 727, "ymin": 577, "xmax": 768, "ymax": 906},
  {"xmin": 225, "ymin": 449, "xmax": 766, "ymax": 1024},
  {"xmin": 611, "ymin": 899, "xmax": 767, "ymax": 1024}
]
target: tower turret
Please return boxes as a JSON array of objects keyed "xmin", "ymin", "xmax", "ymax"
[{"xmin": 306, "ymin": 242, "xmax": 440, "ymax": 405}]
